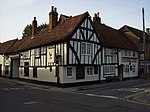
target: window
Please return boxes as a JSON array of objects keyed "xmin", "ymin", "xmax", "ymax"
[
  {"xmin": 87, "ymin": 67, "xmax": 93, "ymax": 75},
  {"xmin": 81, "ymin": 42, "xmax": 91, "ymax": 55},
  {"xmin": 87, "ymin": 44, "xmax": 91, "ymax": 54},
  {"xmin": 124, "ymin": 65, "xmax": 129, "ymax": 73},
  {"xmin": 81, "ymin": 43, "xmax": 86, "ymax": 54},
  {"xmin": 132, "ymin": 65, "xmax": 136, "ymax": 72},
  {"xmin": 35, "ymin": 48, "xmax": 40, "ymax": 58},
  {"xmin": 41, "ymin": 47, "xmax": 46, "ymax": 55},
  {"xmin": 33, "ymin": 67, "xmax": 37, "ymax": 78},
  {"xmin": 104, "ymin": 65, "xmax": 115, "ymax": 75},
  {"xmin": 67, "ymin": 67, "xmax": 73, "ymax": 77},
  {"xmin": 94, "ymin": 66, "xmax": 98, "ymax": 74},
  {"xmin": 23, "ymin": 51, "xmax": 30, "ymax": 59}
]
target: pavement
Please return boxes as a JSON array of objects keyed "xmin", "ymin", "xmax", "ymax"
[{"xmin": 0, "ymin": 77, "xmax": 150, "ymax": 105}]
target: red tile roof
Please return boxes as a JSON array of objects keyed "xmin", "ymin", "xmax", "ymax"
[
  {"xmin": 16, "ymin": 12, "xmax": 89, "ymax": 52},
  {"xmin": 120, "ymin": 25, "xmax": 150, "ymax": 41},
  {"xmin": 0, "ymin": 39, "xmax": 18, "ymax": 54},
  {"xmin": 93, "ymin": 23, "xmax": 137, "ymax": 50}
]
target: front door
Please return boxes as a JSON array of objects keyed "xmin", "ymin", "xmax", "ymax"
[
  {"xmin": 10, "ymin": 59, "xmax": 19, "ymax": 78},
  {"xmin": 24, "ymin": 62, "xmax": 29, "ymax": 76},
  {"xmin": 76, "ymin": 65, "xmax": 85, "ymax": 79}
]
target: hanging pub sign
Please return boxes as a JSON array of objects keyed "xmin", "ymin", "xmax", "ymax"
[
  {"xmin": 140, "ymin": 52, "xmax": 145, "ymax": 61},
  {"xmin": 47, "ymin": 47, "xmax": 55, "ymax": 63}
]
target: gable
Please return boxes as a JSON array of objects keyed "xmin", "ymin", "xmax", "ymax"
[
  {"xmin": 71, "ymin": 17, "xmax": 100, "ymax": 43},
  {"xmin": 68, "ymin": 15, "xmax": 101, "ymax": 65}
]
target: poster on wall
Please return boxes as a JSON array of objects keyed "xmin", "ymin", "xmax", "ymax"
[{"xmin": 47, "ymin": 47, "xmax": 55, "ymax": 64}]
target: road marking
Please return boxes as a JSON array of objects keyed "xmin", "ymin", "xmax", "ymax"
[
  {"xmin": 118, "ymin": 88, "xmax": 145, "ymax": 92},
  {"xmin": 24, "ymin": 101, "xmax": 38, "ymax": 105},
  {"xmin": 3, "ymin": 88, "xmax": 24, "ymax": 91},
  {"xmin": 77, "ymin": 93, "xmax": 121, "ymax": 100},
  {"xmin": 85, "ymin": 93, "xmax": 121, "ymax": 100}
]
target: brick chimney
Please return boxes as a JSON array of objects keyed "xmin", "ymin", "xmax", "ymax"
[
  {"xmin": 146, "ymin": 28, "xmax": 150, "ymax": 35},
  {"xmin": 49, "ymin": 6, "xmax": 58, "ymax": 30},
  {"xmin": 32, "ymin": 17, "xmax": 37, "ymax": 36},
  {"xmin": 93, "ymin": 12, "xmax": 101, "ymax": 23}
]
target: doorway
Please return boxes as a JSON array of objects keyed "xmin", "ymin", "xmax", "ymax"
[
  {"xmin": 10, "ymin": 59, "xmax": 19, "ymax": 78},
  {"xmin": 76, "ymin": 65, "xmax": 85, "ymax": 79}
]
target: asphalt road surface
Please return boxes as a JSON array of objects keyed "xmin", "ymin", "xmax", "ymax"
[{"xmin": 0, "ymin": 78, "xmax": 150, "ymax": 112}]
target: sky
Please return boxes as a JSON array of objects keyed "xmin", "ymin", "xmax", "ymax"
[{"xmin": 0, "ymin": 0, "xmax": 150, "ymax": 42}]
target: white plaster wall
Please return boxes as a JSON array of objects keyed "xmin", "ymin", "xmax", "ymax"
[
  {"xmin": 62, "ymin": 66, "xmax": 99, "ymax": 84},
  {"xmin": 19, "ymin": 67, "xmax": 57, "ymax": 83},
  {"xmin": 119, "ymin": 49, "xmax": 139, "ymax": 78}
]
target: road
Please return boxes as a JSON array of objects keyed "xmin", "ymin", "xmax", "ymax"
[{"xmin": 0, "ymin": 78, "xmax": 150, "ymax": 112}]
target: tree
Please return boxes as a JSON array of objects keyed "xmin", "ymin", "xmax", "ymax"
[
  {"xmin": 22, "ymin": 24, "xmax": 32, "ymax": 37},
  {"xmin": 37, "ymin": 23, "xmax": 48, "ymax": 31},
  {"xmin": 22, "ymin": 23, "xmax": 48, "ymax": 37}
]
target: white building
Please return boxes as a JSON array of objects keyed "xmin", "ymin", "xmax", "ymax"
[{"xmin": 93, "ymin": 19, "xmax": 138, "ymax": 80}]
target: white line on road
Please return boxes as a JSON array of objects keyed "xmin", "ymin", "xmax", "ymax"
[
  {"xmin": 77, "ymin": 93, "xmax": 121, "ymax": 100},
  {"xmin": 3, "ymin": 88, "xmax": 24, "ymax": 91},
  {"xmin": 24, "ymin": 101, "xmax": 38, "ymax": 105},
  {"xmin": 85, "ymin": 94, "xmax": 121, "ymax": 100}
]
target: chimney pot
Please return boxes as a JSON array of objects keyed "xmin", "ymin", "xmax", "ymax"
[
  {"xmin": 54, "ymin": 8, "xmax": 57, "ymax": 12},
  {"xmin": 146, "ymin": 28, "xmax": 150, "ymax": 35},
  {"xmin": 32, "ymin": 17, "xmax": 37, "ymax": 36},
  {"xmin": 51, "ymin": 6, "xmax": 54, "ymax": 12},
  {"xmin": 93, "ymin": 12, "xmax": 101, "ymax": 23},
  {"xmin": 49, "ymin": 6, "xmax": 58, "ymax": 30}
]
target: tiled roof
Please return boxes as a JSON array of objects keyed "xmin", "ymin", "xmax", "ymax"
[
  {"xmin": 5, "ymin": 37, "xmax": 29, "ymax": 54},
  {"xmin": 93, "ymin": 23, "xmax": 137, "ymax": 50},
  {"xmin": 17, "ymin": 12, "xmax": 88, "ymax": 52},
  {"xmin": 0, "ymin": 39, "xmax": 18, "ymax": 54},
  {"xmin": 120, "ymin": 25, "xmax": 150, "ymax": 41}
]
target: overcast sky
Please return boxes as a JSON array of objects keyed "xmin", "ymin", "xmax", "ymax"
[{"xmin": 0, "ymin": 0, "xmax": 150, "ymax": 42}]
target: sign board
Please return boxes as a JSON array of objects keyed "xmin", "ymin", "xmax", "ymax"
[
  {"xmin": 5, "ymin": 60, "xmax": 10, "ymax": 66},
  {"xmin": 140, "ymin": 52, "xmax": 145, "ymax": 61},
  {"xmin": 47, "ymin": 48, "xmax": 55, "ymax": 63}
]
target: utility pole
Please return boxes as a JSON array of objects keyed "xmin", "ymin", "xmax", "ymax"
[
  {"xmin": 142, "ymin": 7, "xmax": 146, "ymax": 79},
  {"xmin": 142, "ymin": 8, "xmax": 145, "ymax": 52}
]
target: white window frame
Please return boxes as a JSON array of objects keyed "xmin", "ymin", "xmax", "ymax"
[
  {"xmin": 67, "ymin": 67, "xmax": 73, "ymax": 77},
  {"xmin": 81, "ymin": 42, "xmax": 91, "ymax": 55},
  {"xmin": 87, "ymin": 67, "xmax": 93, "ymax": 75},
  {"xmin": 104, "ymin": 65, "xmax": 115, "ymax": 75}
]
